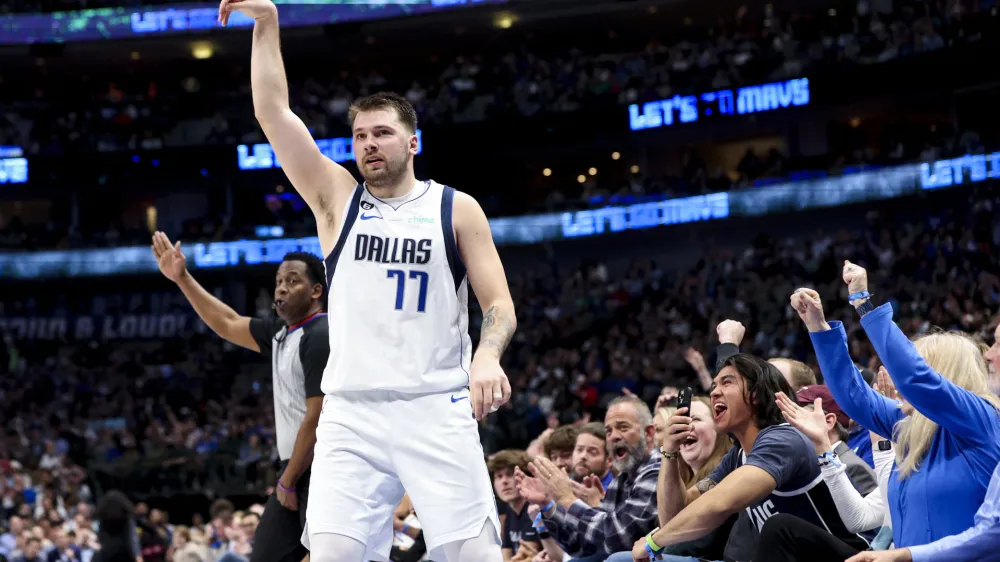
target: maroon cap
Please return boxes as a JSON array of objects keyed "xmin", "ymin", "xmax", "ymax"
[{"xmin": 796, "ymin": 385, "xmax": 851, "ymax": 427}]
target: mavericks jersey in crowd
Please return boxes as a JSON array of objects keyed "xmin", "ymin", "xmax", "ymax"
[
  {"xmin": 322, "ymin": 180, "xmax": 472, "ymax": 395},
  {"xmin": 708, "ymin": 424, "xmax": 872, "ymax": 561}
]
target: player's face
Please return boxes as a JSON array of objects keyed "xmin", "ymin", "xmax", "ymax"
[
  {"xmin": 274, "ymin": 260, "xmax": 317, "ymax": 323},
  {"xmin": 352, "ymin": 108, "xmax": 415, "ymax": 188},
  {"xmin": 571, "ymin": 433, "xmax": 609, "ymax": 481}
]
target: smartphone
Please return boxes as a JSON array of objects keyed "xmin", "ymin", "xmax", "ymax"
[{"xmin": 676, "ymin": 386, "xmax": 693, "ymax": 414}]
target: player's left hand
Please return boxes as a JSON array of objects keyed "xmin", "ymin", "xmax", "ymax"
[
  {"xmin": 276, "ymin": 482, "xmax": 298, "ymax": 511},
  {"xmin": 470, "ymin": 358, "xmax": 511, "ymax": 420}
]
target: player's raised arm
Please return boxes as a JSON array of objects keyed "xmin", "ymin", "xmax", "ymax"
[
  {"xmin": 152, "ymin": 232, "xmax": 261, "ymax": 352},
  {"xmin": 220, "ymin": 0, "xmax": 356, "ymax": 238},
  {"xmin": 453, "ymin": 191, "xmax": 516, "ymax": 419}
]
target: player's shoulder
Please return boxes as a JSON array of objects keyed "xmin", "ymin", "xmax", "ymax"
[{"xmin": 441, "ymin": 187, "xmax": 487, "ymax": 225}]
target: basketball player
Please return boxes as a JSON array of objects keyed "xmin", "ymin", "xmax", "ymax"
[
  {"xmin": 218, "ymin": 1, "xmax": 516, "ymax": 561},
  {"xmin": 151, "ymin": 232, "xmax": 328, "ymax": 562}
]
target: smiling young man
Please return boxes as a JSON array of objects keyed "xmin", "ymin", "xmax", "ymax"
[
  {"xmin": 152, "ymin": 234, "xmax": 327, "ymax": 562},
  {"xmin": 629, "ymin": 354, "xmax": 870, "ymax": 562}
]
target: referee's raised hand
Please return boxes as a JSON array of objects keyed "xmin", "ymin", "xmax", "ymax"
[{"xmin": 151, "ymin": 231, "xmax": 187, "ymax": 283}]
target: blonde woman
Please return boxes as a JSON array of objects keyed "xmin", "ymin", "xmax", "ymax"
[
  {"xmin": 651, "ymin": 396, "xmax": 733, "ymax": 559},
  {"xmin": 792, "ymin": 260, "xmax": 1000, "ymax": 553}
]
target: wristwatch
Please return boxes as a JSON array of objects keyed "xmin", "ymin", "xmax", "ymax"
[
  {"xmin": 855, "ymin": 298, "xmax": 876, "ymax": 317},
  {"xmin": 662, "ymin": 449, "xmax": 680, "ymax": 460}
]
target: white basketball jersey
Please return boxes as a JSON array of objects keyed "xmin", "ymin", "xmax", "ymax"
[{"xmin": 321, "ymin": 180, "xmax": 472, "ymax": 395}]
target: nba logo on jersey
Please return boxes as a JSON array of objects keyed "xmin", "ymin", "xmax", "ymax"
[{"xmin": 321, "ymin": 180, "xmax": 472, "ymax": 396}]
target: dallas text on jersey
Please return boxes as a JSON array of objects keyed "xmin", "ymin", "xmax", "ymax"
[{"xmin": 354, "ymin": 234, "xmax": 433, "ymax": 265}]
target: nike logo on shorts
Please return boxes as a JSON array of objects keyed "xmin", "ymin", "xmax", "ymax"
[{"xmin": 451, "ymin": 395, "xmax": 468, "ymax": 403}]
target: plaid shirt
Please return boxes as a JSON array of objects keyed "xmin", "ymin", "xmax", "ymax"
[{"xmin": 548, "ymin": 449, "xmax": 661, "ymax": 557}]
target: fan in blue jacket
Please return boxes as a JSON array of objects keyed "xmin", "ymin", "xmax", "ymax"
[{"xmin": 790, "ymin": 260, "xmax": 1000, "ymax": 551}]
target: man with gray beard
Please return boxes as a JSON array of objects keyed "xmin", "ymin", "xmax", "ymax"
[{"xmin": 514, "ymin": 396, "xmax": 660, "ymax": 561}]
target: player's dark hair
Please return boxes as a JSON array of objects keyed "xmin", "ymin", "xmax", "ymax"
[
  {"xmin": 349, "ymin": 92, "xmax": 419, "ymax": 134},
  {"xmin": 722, "ymin": 353, "xmax": 793, "ymax": 430},
  {"xmin": 282, "ymin": 251, "xmax": 328, "ymax": 310}
]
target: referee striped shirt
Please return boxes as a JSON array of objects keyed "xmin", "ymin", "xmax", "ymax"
[{"xmin": 249, "ymin": 312, "xmax": 328, "ymax": 461}]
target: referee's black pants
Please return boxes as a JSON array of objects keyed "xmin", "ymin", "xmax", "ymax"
[
  {"xmin": 757, "ymin": 514, "xmax": 864, "ymax": 562},
  {"xmin": 251, "ymin": 463, "xmax": 310, "ymax": 562}
]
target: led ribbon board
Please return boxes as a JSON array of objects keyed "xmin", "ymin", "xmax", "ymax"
[
  {"xmin": 0, "ymin": 146, "xmax": 27, "ymax": 184},
  {"xmin": 628, "ymin": 78, "xmax": 811, "ymax": 131},
  {"xmin": 4, "ymin": 151, "xmax": 994, "ymax": 279},
  {"xmin": 0, "ymin": 0, "xmax": 506, "ymax": 45}
]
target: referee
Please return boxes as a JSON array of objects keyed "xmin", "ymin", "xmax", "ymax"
[{"xmin": 152, "ymin": 232, "xmax": 327, "ymax": 562}]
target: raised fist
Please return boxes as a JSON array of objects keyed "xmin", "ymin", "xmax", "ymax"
[
  {"xmin": 842, "ymin": 260, "xmax": 869, "ymax": 302},
  {"xmin": 790, "ymin": 288, "xmax": 829, "ymax": 333},
  {"xmin": 716, "ymin": 320, "xmax": 746, "ymax": 346}
]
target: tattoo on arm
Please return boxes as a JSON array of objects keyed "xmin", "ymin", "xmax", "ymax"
[
  {"xmin": 696, "ymin": 478, "xmax": 717, "ymax": 494},
  {"xmin": 478, "ymin": 305, "xmax": 515, "ymax": 358}
]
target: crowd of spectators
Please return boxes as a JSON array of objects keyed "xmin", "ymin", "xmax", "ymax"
[
  {"xmin": 2, "ymin": 0, "xmax": 998, "ymax": 252},
  {"xmin": 0, "ymin": 0, "xmax": 994, "ymax": 157},
  {"xmin": 3, "ymin": 183, "xmax": 998, "ymax": 559},
  {"xmin": 1, "ymin": 0, "xmax": 995, "ymax": 252}
]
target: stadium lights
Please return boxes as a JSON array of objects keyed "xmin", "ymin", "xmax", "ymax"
[
  {"xmin": 630, "ymin": 165, "xmax": 640, "ymax": 174},
  {"xmin": 131, "ymin": 51, "xmax": 140, "ymax": 60},
  {"xmin": 542, "ymin": 168, "xmax": 552, "ymax": 177},
  {"xmin": 612, "ymin": 152, "xmax": 621, "ymax": 160},
  {"xmin": 191, "ymin": 42, "xmax": 214, "ymax": 60},
  {"xmin": 588, "ymin": 167, "xmax": 598, "ymax": 176},
  {"xmin": 494, "ymin": 12, "xmax": 515, "ymax": 29},
  {"xmin": 577, "ymin": 175, "xmax": 586, "ymax": 184}
]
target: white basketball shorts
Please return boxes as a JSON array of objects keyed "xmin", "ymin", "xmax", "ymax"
[{"xmin": 302, "ymin": 389, "xmax": 500, "ymax": 561}]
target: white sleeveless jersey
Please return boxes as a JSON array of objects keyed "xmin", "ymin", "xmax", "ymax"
[{"xmin": 321, "ymin": 180, "xmax": 472, "ymax": 395}]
